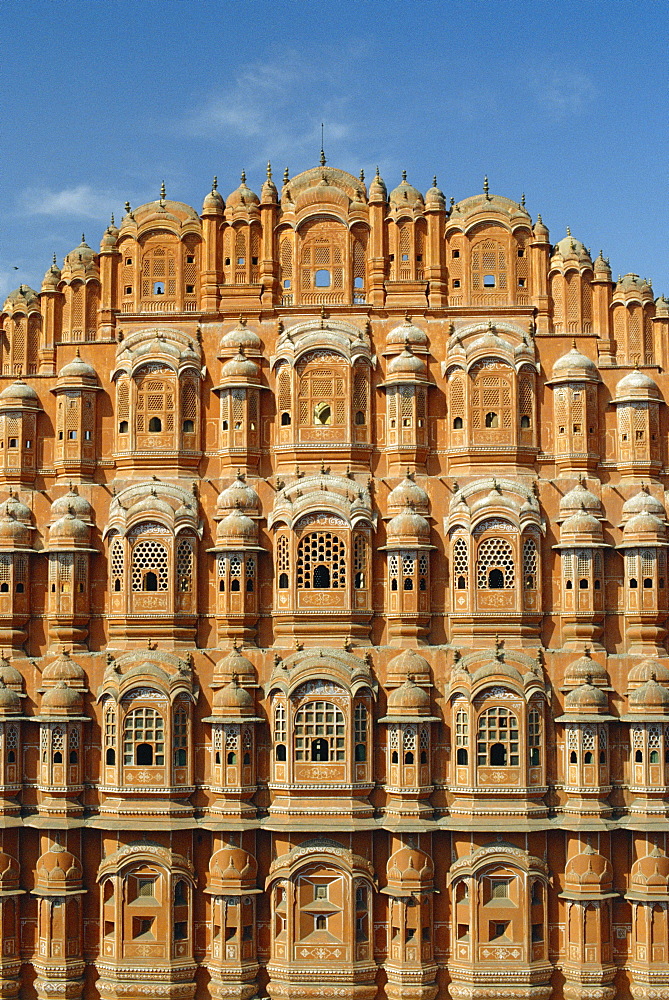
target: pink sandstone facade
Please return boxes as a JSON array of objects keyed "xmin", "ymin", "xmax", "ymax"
[{"xmin": 0, "ymin": 161, "xmax": 667, "ymax": 1000}]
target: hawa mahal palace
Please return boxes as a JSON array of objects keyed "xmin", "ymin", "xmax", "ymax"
[{"xmin": 0, "ymin": 159, "xmax": 668, "ymax": 1000}]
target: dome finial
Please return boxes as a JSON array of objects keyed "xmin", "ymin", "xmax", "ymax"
[
  {"xmin": 283, "ymin": 166, "xmax": 289, "ymax": 185},
  {"xmin": 483, "ymin": 175, "xmax": 490, "ymax": 199},
  {"xmin": 160, "ymin": 180, "xmax": 166, "ymax": 203},
  {"xmin": 359, "ymin": 168, "xmax": 365, "ymax": 182},
  {"xmin": 81, "ymin": 233, "xmax": 86, "ymax": 244},
  {"xmin": 212, "ymin": 175, "xmax": 218, "ymax": 191},
  {"xmin": 566, "ymin": 226, "xmax": 571, "ymax": 236},
  {"xmin": 375, "ymin": 165, "xmax": 381, "ymax": 179},
  {"xmin": 110, "ymin": 212, "xmax": 115, "ymax": 226},
  {"xmin": 537, "ymin": 213, "xmax": 542, "ymax": 224},
  {"xmin": 521, "ymin": 192, "xmax": 526, "ymax": 207},
  {"xmin": 402, "ymin": 169, "xmax": 407, "ymax": 182},
  {"xmin": 320, "ymin": 122, "xmax": 326, "ymax": 166},
  {"xmin": 433, "ymin": 175, "xmax": 437, "ymax": 187},
  {"xmin": 124, "ymin": 201, "xmax": 131, "ymax": 215},
  {"xmin": 572, "ymin": 337, "xmax": 577, "ymax": 350},
  {"xmin": 266, "ymin": 161, "xmax": 272, "ymax": 181},
  {"xmin": 52, "ymin": 253, "xmax": 57, "ymax": 265},
  {"xmin": 240, "ymin": 169, "xmax": 246, "ymax": 184}
]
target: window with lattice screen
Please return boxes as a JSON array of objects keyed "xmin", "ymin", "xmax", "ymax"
[
  {"xmin": 135, "ymin": 369, "xmax": 175, "ymax": 435},
  {"xmin": 110, "ymin": 538, "xmax": 124, "ymax": 592},
  {"xmin": 523, "ymin": 536, "xmax": 538, "ymax": 590},
  {"xmin": 353, "ymin": 533, "xmax": 368, "ymax": 589},
  {"xmin": 453, "ymin": 537, "xmax": 469, "ymax": 589},
  {"xmin": 299, "ymin": 221, "xmax": 345, "ymax": 293},
  {"xmin": 176, "ymin": 537, "xmax": 193, "ymax": 593},
  {"xmin": 180, "ymin": 379, "xmax": 198, "ymax": 435},
  {"xmin": 123, "ymin": 707, "xmax": 165, "ymax": 766},
  {"xmin": 131, "ymin": 539, "xmax": 169, "ymax": 592},
  {"xmin": 296, "ymin": 531, "xmax": 346, "ymax": 589},
  {"xmin": 297, "ymin": 351, "xmax": 347, "ymax": 427},
  {"xmin": 352, "ymin": 365, "xmax": 368, "ymax": 425},
  {"xmin": 470, "ymin": 363, "xmax": 513, "ymax": 432},
  {"xmin": 141, "ymin": 243, "xmax": 177, "ymax": 301},
  {"xmin": 471, "ymin": 238, "xmax": 507, "ymax": 291},
  {"xmin": 294, "ymin": 701, "xmax": 345, "ymax": 761},
  {"xmin": 519, "ymin": 376, "xmax": 534, "ymax": 428},
  {"xmin": 477, "ymin": 706, "xmax": 519, "ymax": 766},
  {"xmin": 476, "ymin": 536, "xmax": 515, "ymax": 590},
  {"xmin": 450, "ymin": 377, "xmax": 465, "ymax": 428}
]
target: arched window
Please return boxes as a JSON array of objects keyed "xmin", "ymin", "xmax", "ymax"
[
  {"xmin": 104, "ymin": 703, "xmax": 116, "ymax": 766},
  {"xmin": 131, "ymin": 538, "xmax": 169, "ymax": 592},
  {"xmin": 296, "ymin": 350, "xmax": 347, "ymax": 427},
  {"xmin": 477, "ymin": 537, "xmax": 515, "ymax": 590},
  {"xmin": 476, "ymin": 706, "xmax": 519, "ymax": 767},
  {"xmin": 299, "ymin": 220, "xmax": 346, "ymax": 299},
  {"xmin": 135, "ymin": 368, "xmax": 175, "ymax": 438},
  {"xmin": 110, "ymin": 537, "xmax": 124, "ymax": 593},
  {"xmin": 176, "ymin": 537, "xmax": 193, "ymax": 593},
  {"xmin": 353, "ymin": 533, "xmax": 368, "ymax": 590},
  {"xmin": 123, "ymin": 707, "xmax": 165, "ymax": 767},
  {"xmin": 173, "ymin": 708, "xmax": 187, "ymax": 767},
  {"xmin": 296, "ymin": 531, "xmax": 346, "ymax": 590},
  {"xmin": 523, "ymin": 536, "xmax": 538, "ymax": 590},
  {"xmin": 528, "ymin": 708, "xmax": 541, "ymax": 766},
  {"xmin": 453, "ymin": 536, "xmax": 469, "ymax": 591},
  {"xmin": 354, "ymin": 703, "xmax": 367, "ymax": 762},
  {"xmin": 471, "ymin": 238, "xmax": 507, "ymax": 292},
  {"xmin": 294, "ymin": 701, "xmax": 345, "ymax": 762},
  {"xmin": 455, "ymin": 707, "xmax": 469, "ymax": 765},
  {"xmin": 470, "ymin": 361, "xmax": 513, "ymax": 438},
  {"xmin": 277, "ymin": 533, "xmax": 290, "ymax": 590},
  {"xmin": 274, "ymin": 703, "xmax": 287, "ymax": 760}
]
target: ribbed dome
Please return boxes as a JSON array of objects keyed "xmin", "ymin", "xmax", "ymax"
[
  {"xmin": 58, "ymin": 350, "xmax": 97, "ymax": 380},
  {"xmin": 42, "ymin": 258, "xmax": 62, "ymax": 289},
  {"xmin": 559, "ymin": 483, "xmax": 601, "ymax": 517},
  {"xmin": 387, "ymin": 507, "xmax": 430, "ymax": 542},
  {"xmin": 560, "ymin": 508, "xmax": 604, "ymax": 539},
  {"xmin": 564, "ymin": 681, "xmax": 609, "ymax": 713},
  {"xmin": 64, "ymin": 235, "xmax": 97, "ymax": 273},
  {"xmin": 0, "ymin": 514, "xmax": 31, "ymax": 546},
  {"xmin": 552, "ymin": 231, "xmax": 591, "ymax": 264},
  {"xmin": 615, "ymin": 273, "xmax": 653, "ymax": 296},
  {"xmin": 551, "ymin": 345, "xmax": 599, "ymax": 378},
  {"xmin": 41, "ymin": 680, "xmax": 83, "ymax": 715},
  {"xmin": 386, "ymin": 317, "xmax": 428, "ymax": 348},
  {"xmin": 41, "ymin": 650, "xmax": 86, "ymax": 688},
  {"xmin": 389, "ymin": 172, "xmax": 424, "ymax": 209},
  {"xmin": 3, "ymin": 285, "xmax": 40, "ymax": 312},
  {"xmin": 216, "ymin": 510, "xmax": 258, "ymax": 543},
  {"xmin": 36, "ymin": 843, "xmax": 83, "ymax": 888},
  {"xmin": 217, "ymin": 475, "xmax": 260, "ymax": 514},
  {"xmin": 220, "ymin": 319, "xmax": 261, "ymax": 352},
  {"xmin": 221, "ymin": 351, "xmax": 259, "ymax": 380},
  {"xmin": 212, "ymin": 676, "xmax": 254, "ymax": 715},
  {"xmin": 386, "ymin": 648, "xmax": 431, "ymax": 686},
  {"xmin": 368, "ymin": 169, "xmax": 387, "ymax": 202},
  {"xmin": 209, "ymin": 846, "xmax": 257, "ymax": 892},
  {"xmin": 533, "ymin": 215, "xmax": 549, "ymax": 239},
  {"xmin": 50, "ymin": 489, "xmax": 93, "ymax": 523},
  {"xmin": 628, "ymin": 658, "xmax": 669, "ymax": 688},
  {"xmin": 387, "ymin": 348, "xmax": 426, "ymax": 376},
  {"xmin": 0, "ymin": 655, "xmax": 24, "ymax": 692},
  {"xmin": 215, "ymin": 645, "xmax": 256, "ymax": 685},
  {"xmin": 623, "ymin": 487, "xmax": 665, "ymax": 518},
  {"xmin": 593, "ymin": 251, "xmax": 611, "ymax": 278},
  {"xmin": 623, "ymin": 511, "xmax": 666, "ymax": 538},
  {"xmin": 127, "ymin": 494, "xmax": 174, "ymax": 519},
  {"xmin": 49, "ymin": 512, "xmax": 91, "ymax": 544},
  {"xmin": 425, "ymin": 177, "xmax": 445, "ymax": 210},
  {"xmin": 631, "ymin": 847, "xmax": 669, "ymax": 890},
  {"xmin": 386, "ymin": 847, "xmax": 434, "ymax": 892},
  {"xmin": 387, "ymin": 478, "xmax": 429, "ymax": 512},
  {"xmin": 0, "ymin": 380, "xmax": 39, "ymax": 402},
  {"xmin": 202, "ymin": 179, "xmax": 225, "ymax": 214},
  {"xmin": 629, "ymin": 677, "xmax": 669, "ymax": 713},
  {"xmin": 656, "ymin": 296, "xmax": 669, "ymax": 318},
  {"xmin": 226, "ymin": 172, "xmax": 259, "ymax": 210},
  {"xmin": 386, "ymin": 676, "xmax": 431, "ymax": 715},
  {"xmin": 0, "ymin": 493, "xmax": 32, "ymax": 523},
  {"xmin": 0, "ymin": 679, "xmax": 20, "ymax": 715},
  {"xmin": 615, "ymin": 368, "xmax": 661, "ymax": 400},
  {"xmin": 564, "ymin": 649, "xmax": 609, "ymax": 688}
]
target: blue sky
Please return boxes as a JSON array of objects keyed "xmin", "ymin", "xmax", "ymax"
[{"xmin": 1, "ymin": 0, "xmax": 667, "ymax": 300}]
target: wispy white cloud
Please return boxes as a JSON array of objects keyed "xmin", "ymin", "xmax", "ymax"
[
  {"xmin": 529, "ymin": 64, "xmax": 597, "ymax": 117},
  {"xmin": 184, "ymin": 44, "xmax": 377, "ymax": 169},
  {"xmin": 19, "ymin": 184, "xmax": 118, "ymax": 219}
]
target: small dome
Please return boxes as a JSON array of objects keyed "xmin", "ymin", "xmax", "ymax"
[
  {"xmin": 226, "ymin": 172, "xmax": 259, "ymax": 210},
  {"xmin": 565, "ymin": 844, "xmax": 613, "ymax": 892},
  {"xmin": 386, "ymin": 676, "xmax": 431, "ymax": 715},
  {"xmin": 49, "ymin": 512, "xmax": 91, "ymax": 544},
  {"xmin": 50, "ymin": 488, "xmax": 93, "ymax": 523},
  {"xmin": 202, "ymin": 178, "xmax": 225, "ymax": 214},
  {"xmin": 615, "ymin": 273, "xmax": 653, "ymax": 296},
  {"xmin": 220, "ymin": 318, "xmax": 261, "ymax": 352},
  {"xmin": 655, "ymin": 295, "xmax": 669, "ymax": 318},
  {"xmin": 0, "ymin": 379, "xmax": 40, "ymax": 403},
  {"xmin": 564, "ymin": 649, "xmax": 609, "ymax": 688},
  {"xmin": 552, "ymin": 232, "xmax": 592, "ymax": 265},
  {"xmin": 41, "ymin": 680, "xmax": 83, "ymax": 715},
  {"xmin": 623, "ymin": 511, "xmax": 666, "ymax": 538},
  {"xmin": 560, "ymin": 508, "xmax": 604, "ymax": 540},
  {"xmin": 127, "ymin": 493, "xmax": 174, "ymax": 520},
  {"xmin": 386, "ymin": 317, "xmax": 428, "ymax": 348},
  {"xmin": 2, "ymin": 285, "xmax": 40, "ymax": 313},
  {"xmin": 623, "ymin": 487, "xmax": 666, "ymax": 519},
  {"xmin": 387, "ymin": 348, "xmax": 426, "ymax": 377},
  {"xmin": 386, "ymin": 847, "xmax": 434, "ymax": 892},
  {"xmin": 533, "ymin": 214, "xmax": 549, "ymax": 239},
  {"xmin": 551, "ymin": 345, "xmax": 599, "ymax": 379},
  {"xmin": 221, "ymin": 350, "xmax": 259, "ymax": 381},
  {"xmin": 631, "ymin": 847, "xmax": 669, "ymax": 891},
  {"xmin": 0, "ymin": 679, "xmax": 20, "ymax": 715},
  {"xmin": 389, "ymin": 173, "xmax": 424, "ymax": 210},
  {"xmin": 0, "ymin": 493, "xmax": 32, "ymax": 523},
  {"xmin": 0, "ymin": 655, "xmax": 24, "ymax": 692},
  {"xmin": 615, "ymin": 368, "xmax": 661, "ymax": 400},
  {"xmin": 559, "ymin": 483, "xmax": 601, "ymax": 517},
  {"xmin": 386, "ymin": 648, "xmax": 431, "ymax": 687},
  {"xmin": 209, "ymin": 846, "xmax": 257, "ymax": 893},
  {"xmin": 387, "ymin": 478, "xmax": 429, "ymax": 512},
  {"xmin": 0, "ymin": 850, "xmax": 19, "ymax": 888},
  {"xmin": 261, "ymin": 163, "xmax": 278, "ymax": 204},
  {"xmin": 0, "ymin": 514, "xmax": 31, "ymax": 546},
  {"xmin": 628, "ymin": 658, "xmax": 669, "ymax": 689},
  {"xmin": 41, "ymin": 650, "xmax": 86, "ymax": 689},
  {"xmin": 64, "ymin": 235, "xmax": 97, "ymax": 274},
  {"xmin": 425, "ymin": 177, "xmax": 445, "ymax": 210},
  {"xmin": 216, "ymin": 510, "xmax": 258, "ymax": 544},
  {"xmin": 368, "ymin": 168, "xmax": 387, "ymax": 202},
  {"xmin": 215, "ymin": 645, "xmax": 256, "ymax": 685},
  {"xmin": 216, "ymin": 475, "xmax": 260, "ymax": 515},
  {"xmin": 564, "ymin": 681, "xmax": 609, "ymax": 713},
  {"xmin": 593, "ymin": 251, "xmax": 611, "ymax": 278},
  {"xmin": 42, "ymin": 258, "xmax": 62, "ymax": 289},
  {"xmin": 36, "ymin": 843, "xmax": 83, "ymax": 889},
  {"xmin": 629, "ymin": 677, "xmax": 669, "ymax": 713},
  {"xmin": 212, "ymin": 676, "xmax": 254, "ymax": 715},
  {"xmin": 470, "ymin": 487, "xmax": 518, "ymax": 518},
  {"xmin": 58, "ymin": 350, "xmax": 97, "ymax": 380},
  {"xmin": 386, "ymin": 507, "xmax": 430, "ymax": 542}
]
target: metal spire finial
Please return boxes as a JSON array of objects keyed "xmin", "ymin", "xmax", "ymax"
[
  {"xmin": 402, "ymin": 169, "xmax": 407, "ymax": 182},
  {"xmin": 266, "ymin": 161, "xmax": 272, "ymax": 181},
  {"xmin": 240, "ymin": 170, "xmax": 246, "ymax": 184},
  {"xmin": 212, "ymin": 175, "xmax": 218, "ymax": 191},
  {"xmin": 320, "ymin": 123, "xmax": 326, "ymax": 166},
  {"xmin": 433, "ymin": 175, "xmax": 437, "ymax": 187},
  {"xmin": 483, "ymin": 175, "xmax": 490, "ymax": 198},
  {"xmin": 359, "ymin": 169, "xmax": 365, "ymax": 182},
  {"xmin": 160, "ymin": 180, "xmax": 166, "ymax": 202},
  {"xmin": 283, "ymin": 167, "xmax": 289, "ymax": 185},
  {"xmin": 521, "ymin": 192, "xmax": 526, "ymax": 207}
]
